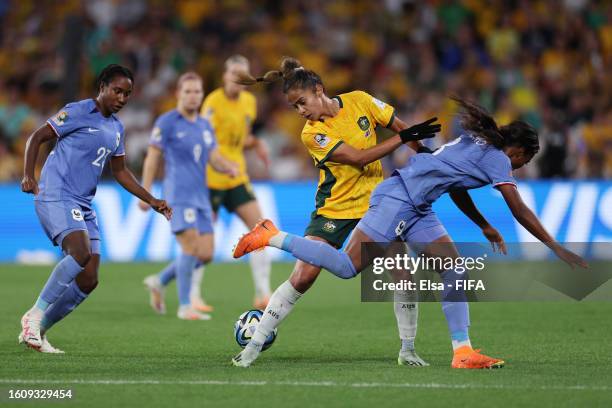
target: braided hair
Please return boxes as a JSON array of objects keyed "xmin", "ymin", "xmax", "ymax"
[
  {"xmin": 452, "ymin": 96, "xmax": 539, "ymax": 155},
  {"xmin": 234, "ymin": 57, "xmax": 324, "ymax": 94}
]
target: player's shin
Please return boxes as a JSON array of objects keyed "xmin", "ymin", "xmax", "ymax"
[
  {"xmin": 158, "ymin": 260, "xmax": 177, "ymax": 286},
  {"xmin": 440, "ymin": 269, "xmax": 472, "ymax": 351},
  {"xmin": 270, "ymin": 234, "xmax": 357, "ymax": 279},
  {"xmin": 248, "ymin": 280, "xmax": 302, "ymax": 350},
  {"xmin": 34, "ymin": 255, "xmax": 84, "ymax": 314},
  {"xmin": 41, "ymin": 280, "xmax": 88, "ymax": 334},
  {"xmin": 394, "ymin": 289, "xmax": 418, "ymax": 351}
]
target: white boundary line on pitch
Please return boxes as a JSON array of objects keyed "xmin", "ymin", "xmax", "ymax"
[{"xmin": 0, "ymin": 379, "xmax": 611, "ymax": 391}]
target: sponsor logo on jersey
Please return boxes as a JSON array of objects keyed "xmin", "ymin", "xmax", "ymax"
[
  {"xmin": 177, "ymin": 131, "xmax": 186, "ymax": 138},
  {"xmin": 184, "ymin": 208, "xmax": 196, "ymax": 223},
  {"xmin": 322, "ymin": 220, "xmax": 337, "ymax": 233},
  {"xmin": 52, "ymin": 111, "xmax": 68, "ymax": 126},
  {"xmin": 372, "ymin": 97, "xmax": 387, "ymax": 110},
  {"xmin": 314, "ymin": 133, "xmax": 330, "ymax": 148},
  {"xmin": 71, "ymin": 208, "xmax": 83, "ymax": 222},
  {"xmin": 395, "ymin": 220, "xmax": 406, "ymax": 236},
  {"xmin": 357, "ymin": 116, "xmax": 370, "ymax": 131}
]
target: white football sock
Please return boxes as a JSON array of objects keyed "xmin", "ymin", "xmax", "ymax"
[
  {"xmin": 394, "ymin": 289, "xmax": 418, "ymax": 350},
  {"xmin": 249, "ymin": 280, "xmax": 302, "ymax": 347},
  {"xmin": 268, "ymin": 231, "xmax": 288, "ymax": 249},
  {"xmin": 190, "ymin": 265, "xmax": 205, "ymax": 303},
  {"xmin": 249, "ymin": 250, "xmax": 271, "ymax": 298}
]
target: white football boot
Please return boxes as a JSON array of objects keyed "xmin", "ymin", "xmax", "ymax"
[
  {"xmin": 143, "ymin": 275, "xmax": 166, "ymax": 315},
  {"xmin": 232, "ymin": 343, "xmax": 262, "ymax": 367},
  {"xmin": 177, "ymin": 305, "xmax": 211, "ymax": 320},
  {"xmin": 19, "ymin": 332, "xmax": 64, "ymax": 354},
  {"xmin": 398, "ymin": 349, "xmax": 430, "ymax": 367},
  {"xmin": 19, "ymin": 310, "xmax": 43, "ymax": 350}
]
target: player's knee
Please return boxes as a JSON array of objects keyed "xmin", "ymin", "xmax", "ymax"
[
  {"xmin": 196, "ymin": 251, "xmax": 213, "ymax": 265},
  {"xmin": 79, "ymin": 277, "xmax": 98, "ymax": 293},
  {"xmin": 70, "ymin": 250, "xmax": 92, "ymax": 268}
]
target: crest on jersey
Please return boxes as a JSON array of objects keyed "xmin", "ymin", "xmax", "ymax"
[
  {"xmin": 52, "ymin": 111, "xmax": 68, "ymax": 126},
  {"xmin": 116, "ymin": 132, "xmax": 121, "ymax": 147},
  {"xmin": 71, "ymin": 208, "xmax": 83, "ymax": 222},
  {"xmin": 151, "ymin": 127, "xmax": 162, "ymax": 143},
  {"xmin": 372, "ymin": 97, "xmax": 387, "ymax": 110},
  {"xmin": 314, "ymin": 134, "xmax": 330, "ymax": 148},
  {"xmin": 203, "ymin": 130, "xmax": 213, "ymax": 146},
  {"xmin": 357, "ymin": 116, "xmax": 370, "ymax": 131},
  {"xmin": 395, "ymin": 220, "xmax": 406, "ymax": 236},
  {"xmin": 184, "ymin": 208, "xmax": 196, "ymax": 224},
  {"xmin": 322, "ymin": 220, "xmax": 337, "ymax": 233}
]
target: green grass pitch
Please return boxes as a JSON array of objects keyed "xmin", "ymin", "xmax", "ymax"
[{"xmin": 1, "ymin": 262, "xmax": 611, "ymax": 407}]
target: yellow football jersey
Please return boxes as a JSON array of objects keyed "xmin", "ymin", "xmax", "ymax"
[
  {"xmin": 201, "ymin": 88, "xmax": 256, "ymax": 189},
  {"xmin": 301, "ymin": 90, "xmax": 395, "ymax": 219}
]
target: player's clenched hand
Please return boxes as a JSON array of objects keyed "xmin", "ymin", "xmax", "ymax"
[
  {"xmin": 150, "ymin": 198, "xmax": 172, "ymax": 220},
  {"xmin": 553, "ymin": 245, "xmax": 589, "ymax": 269},
  {"xmin": 482, "ymin": 224, "xmax": 507, "ymax": 255},
  {"xmin": 21, "ymin": 175, "xmax": 39, "ymax": 195},
  {"xmin": 399, "ymin": 117, "xmax": 441, "ymax": 143},
  {"xmin": 138, "ymin": 200, "xmax": 150, "ymax": 211}
]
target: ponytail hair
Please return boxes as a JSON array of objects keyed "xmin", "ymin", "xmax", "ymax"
[
  {"xmin": 452, "ymin": 96, "xmax": 539, "ymax": 155},
  {"xmin": 234, "ymin": 57, "xmax": 324, "ymax": 94}
]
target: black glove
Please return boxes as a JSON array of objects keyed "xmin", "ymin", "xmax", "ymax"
[
  {"xmin": 399, "ymin": 117, "xmax": 441, "ymax": 143},
  {"xmin": 417, "ymin": 145, "xmax": 434, "ymax": 154}
]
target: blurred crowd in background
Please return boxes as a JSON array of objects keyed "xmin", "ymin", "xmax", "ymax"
[{"xmin": 0, "ymin": 0, "xmax": 610, "ymax": 183}]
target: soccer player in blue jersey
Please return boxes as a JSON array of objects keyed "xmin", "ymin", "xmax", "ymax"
[
  {"xmin": 140, "ymin": 72, "xmax": 238, "ymax": 320},
  {"xmin": 19, "ymin": 64, "xmax": 172, "ymax": 353},
  {"xmin": 233, "ymin": 97, "xmax": 588, "ymax": 368}
]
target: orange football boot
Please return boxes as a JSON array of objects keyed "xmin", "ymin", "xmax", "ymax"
[
  {"xmin": 233, "ymin": 219, "xmax": 279, "ymax": 258},
  {"xmin": 451, "ymin": 346, "xmax": 505, "ymax": 369}
]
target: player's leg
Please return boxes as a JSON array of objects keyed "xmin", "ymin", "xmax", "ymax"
[
  {"xmin": 21, "ymin": 201, "xmax": 92, "ymax": 349},
  {"xmin": 188, "ymin": 190, "xmax": 224, "ymax": 312},
  {"xmin": 234, "ymin": 196, "xmax": 272, "ymax": 308},
  {"xmin": 174, "ymin": 228, "xmax": 212, "ymax": 320},
  {"xmin": 233, "ymin": 237, "xmax": 325, "ymax": 367},
  {"xmin": 410, "ymin": 225, "xmax": 503, "ymax": 369}
]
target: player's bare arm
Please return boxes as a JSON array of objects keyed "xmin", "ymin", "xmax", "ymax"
[
  {"xmin": 110, "ymin": 155, "xmax": 172, "ymax": 220},
  {"xmin": 449, "ymin": 189, "xmax": 507, "ymax": 254},
  {"xmin": 138, "ymin": 145, "xmax": 163, "ymax": 211},
  {"xmin": 498, "ymin": 183, "xmax": 587, "ymax": 268},
  {"xmin": 209, "ymin": 148, "xmax": 240, "ymax": 177},
  {"xmin": 21, "ymin": 124, "xmax": 57, "ymax": 195}
]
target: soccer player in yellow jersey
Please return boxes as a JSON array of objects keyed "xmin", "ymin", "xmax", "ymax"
[
  {"xmin": 200, "ymin": 55, "xmax": 272, "ymax": 310},
  {"xmin": 230, "ymin": 58, "xmax": 441, "ymax": 367}
]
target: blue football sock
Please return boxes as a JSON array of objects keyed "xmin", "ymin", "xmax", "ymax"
[
  {"xmin": 158, "ymin": 261, "xmax": 177, "ymax": 286},
  {"xmin": 41, "ymin": 280, "xmax": 88, "ymax": 333},
  {"xmin": 176, "ymin": 254, "xmax": 198, "ymax": 306},
  {"xmin": 36, "ymin": 255, "xmax": 83, "ymax": 311},
  {"xmin": 283, "ymin": 235, "xmax": 357, "ymax": 279},
  {"xmin": 440, "ymin": 269, "xmax": 471, "ymax": 348}
]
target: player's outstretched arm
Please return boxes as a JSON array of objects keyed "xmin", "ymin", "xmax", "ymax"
[
  {"xmin": 209, "ymin": 148, "xmax": 240, "ymax": 177},
  {"xmin": 244, "ymin": 135, "xmax": 270, "ymax": 170},
  {"xmin": 21, "ymin": 124, "xmax": 57, "ymax": 195},
  {"xmin": 110, "ymin": 155, "xmax": 172, "ymax": 220},
  {"xmin": 449, "ymin": 189, "xmax": 506, "ymax": 254},
  {"xmin": 498, "ymin": 184, "xmax": 587, "ymax": 268},
  {"xmin": 330, "ymin": 117, "xmax": 440, "ymax": 168},
  {"xmin": 138, "ymin": 146, "xmax": 163, "ymax": 211}
]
